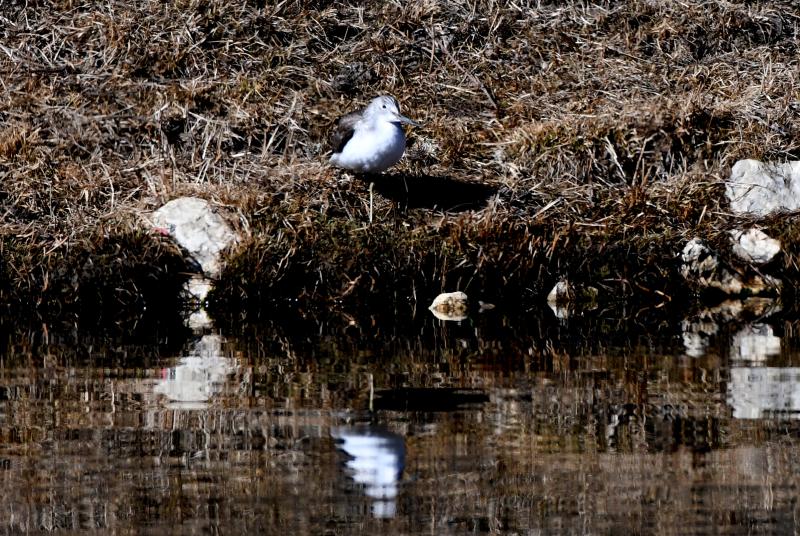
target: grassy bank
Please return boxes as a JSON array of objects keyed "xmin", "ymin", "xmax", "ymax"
[{"xmin": 1, "ymin": 1, "xmax": 799, "ymax": 324}]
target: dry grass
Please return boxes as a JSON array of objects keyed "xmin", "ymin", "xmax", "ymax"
[{"xmin": 1, "ymin": 1, "xmax": 799, "ymax": 323}]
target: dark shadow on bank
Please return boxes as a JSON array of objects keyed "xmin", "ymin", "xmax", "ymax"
[{"xmin": 360, "ymin": 172, "xmax": 497, "ymax": 212}]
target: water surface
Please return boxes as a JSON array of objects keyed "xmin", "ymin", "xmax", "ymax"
[{"xmin": 0, "ymin": 308, "xmax": 798, "ymax": 534}]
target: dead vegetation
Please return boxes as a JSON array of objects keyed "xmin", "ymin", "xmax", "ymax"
[{"xmin": 1, "ymin": 1, "xmax": 799, "ymax": 323}]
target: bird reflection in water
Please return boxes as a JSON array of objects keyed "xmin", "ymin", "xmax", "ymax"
[{"xmin": 331, "ymin": 426, "xmax": 406, "ymax": 518}]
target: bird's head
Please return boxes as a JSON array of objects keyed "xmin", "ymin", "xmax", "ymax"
[{"xmin": 367, "ymin": 95, "xmax": 421, "ymax": 127}]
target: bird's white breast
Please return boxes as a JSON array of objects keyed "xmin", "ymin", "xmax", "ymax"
[{"xmin": 330, "ymin": 121, "xmax": 406, "ymax": 173}]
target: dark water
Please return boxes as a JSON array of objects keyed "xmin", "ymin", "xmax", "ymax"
[{"xmin": 1, "ymin": 306, "xmax": 799, "ymax": 535}]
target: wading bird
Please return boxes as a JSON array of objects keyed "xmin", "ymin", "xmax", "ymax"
[{"xmin": 329, "ymin": 95, "xmax": 420, "ymax": 174}]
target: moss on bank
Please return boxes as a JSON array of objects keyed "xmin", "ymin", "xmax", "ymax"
[{"xmin": 1, "ymin": 1, "xmax": 799, "ymax": 324}]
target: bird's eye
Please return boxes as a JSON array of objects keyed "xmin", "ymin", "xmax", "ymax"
[{"xmin": 382, "ymin": 104, "xmax": 386, "ymax": 108}]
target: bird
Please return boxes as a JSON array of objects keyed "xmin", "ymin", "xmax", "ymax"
[{"xmin": 329, "ymin": 95, "xmax": 420, "ymax": 174}]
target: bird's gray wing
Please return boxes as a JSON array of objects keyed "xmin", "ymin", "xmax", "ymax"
[{"xmin": 330, "ymin": 111, "xmax": 361, "ymax": 154}]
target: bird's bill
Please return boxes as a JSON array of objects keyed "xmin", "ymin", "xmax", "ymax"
[{"xmin": 394, "ymin": 113, "xmax": 421, "ymax": 127}]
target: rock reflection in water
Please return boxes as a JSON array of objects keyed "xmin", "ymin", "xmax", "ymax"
[
  {"xmin": 730, "ymin": 323, "xmax": 782, "ymax": 362},
  {"xmin": 726, "ymin": 322, "xmax": 794, "ymax": 419},
  {"xmin": 681, "ymin": 298, "xmax": 781, "ymax": 359},
  {"xmin": 729, "ymin": 368, "xmax": 800, "ymax": 419},
  {"xmin": 153, "ymin": 334, "xmax": 238, "ymax": 409},
  {"xmin": 332, "ymin": 427, "xmax": 405, "ymax": 518}
]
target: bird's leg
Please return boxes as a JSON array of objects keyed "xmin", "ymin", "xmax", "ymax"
[
  {"xmin": 368, "ymin": 372, "xmax": 374, "ymax": 412},
  {"xmin": 368, "ymin": 181, "xmax": 374, "ymax": 225}
]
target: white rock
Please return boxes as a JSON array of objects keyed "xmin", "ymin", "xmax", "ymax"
[
  {"xmin": 546, "ymin": 280, "xmax": 573, "ymax": 320},
  {"xmin": 726, "ymin": 159, "xmax": 800, "ymax": 216},
  {"xmin": 151, "ymin": 197, "xmax": 239, "ymax": 278},
  {"xmin": 680, "ymin": 238, "xmax": 742, "ymax": 294},
  {"xmin": 680, "ymin": 237, "xmax": 779, "ymax": 294},
  {"xmin": 478, "ymin": 301, "xmax": 496, "ymax": 312},
  {"xmin": 184, "ymin": 274, "xmax": 214, "ymax": 330},
  {"xmin": 546, "ymin": 280, "xmax": 572, "ymax": 305},
  {"xmin": 729, "ymin": 228, "xmax": 781, "ymax": 264},
  {"xmin": 429, "ymin": 291, "xmax": 468, "ymax": 321},
  {"xmin": 681, "ymin": 238, "xmax": 718, "ymax": 276}
]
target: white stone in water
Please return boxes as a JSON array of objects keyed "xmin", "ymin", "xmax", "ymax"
[
  {"xmin": 681, "ymin": 238, "xmax": 718, "ymax": 276},
  {"xmin": 151, "ymin": 197, "xmax": 239, "ymax": 278},
  {"xmin": 546, "ymin": 280, "xmax": 572, "ymax": 305},
  {"xmin": 726, "ymin": 159, "xmax": 800, "ymax": 216},
  {"xmin": 680, "ymin": 237, "xmax": 779, "ymax": 294},
  {"xmin": 546, "ymin": 280, "xmax": 573, "ymax": 320},
  {"xmin": 429, "ymin": 291, "xmax": 469, "ymax": 321},
  {"xmin": 729, "ymin": 228, "xmax": 781, "ymax": 265},
  {"xmin": 680, "ymin": 238, "xmax": 743, "ymax": 293},
  {"xmin": 185, "ymin": 275, "xmax": 213, "ymax": 330}
]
